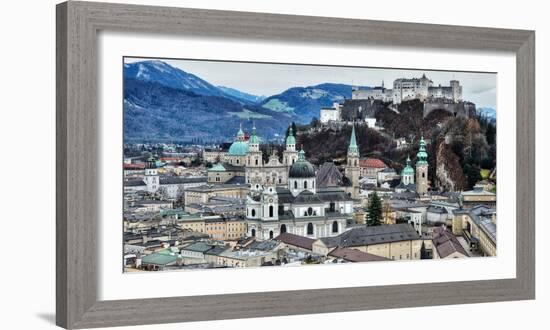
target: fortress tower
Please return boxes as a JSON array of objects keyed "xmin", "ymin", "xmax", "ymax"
[{"xmin": 415, "ymin": 136, "xmax": 429, "ymax": 195}]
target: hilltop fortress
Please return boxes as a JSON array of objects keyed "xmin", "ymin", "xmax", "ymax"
[{"xmin": 320, "ymin": 74, "xmax": 475, "ymax": 124}]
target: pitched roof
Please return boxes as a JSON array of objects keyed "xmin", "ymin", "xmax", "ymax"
[
  {"xmin": 316, "ymin": 162, "xmax": 344, "ymax": 188},
  {"xmin": 274, "ymin": 232, "xmax": 316, "ymax": 251},
  {"xmin": 332, "ymin": 223, "xmax": 420, "ymax": 248},
  {"xmin": 328, "ymin": 247, "xmax": 389, "ymax": 262},
  {"xmin": 359, "ymin": 158, "xmax": 387, "ymax": 169},
  {"xmin": 124, "ymin": 179, "xmax": 146, "ymax": 187},
  {"xmin": 432, "ymin": 227, "xmax": 468, "ymax": 258}
]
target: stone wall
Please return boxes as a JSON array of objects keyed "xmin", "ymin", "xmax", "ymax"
[{"xmin": 423, "ymin": 101, "xmax": 476, "ymax": 118}]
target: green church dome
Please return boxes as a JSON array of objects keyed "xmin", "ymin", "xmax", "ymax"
[
  {"xmin": 228, "ymin": 141, "xmax": 249, "ymax": 156},
  {"xmin": 228, "ymin": 124, "xmax": 250, "ymax": 156},
  {"xmin": 289, "ymin": 150, "xmax": 316, "ymax": 178},
  {"xmin": 402, "ymin": 156, "xmax": 415, "ymax": 175}
]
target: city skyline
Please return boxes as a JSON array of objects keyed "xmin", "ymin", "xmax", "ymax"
[{"xmin": 124, "ymin": 57, "xmax": 497, "ymax": 109}]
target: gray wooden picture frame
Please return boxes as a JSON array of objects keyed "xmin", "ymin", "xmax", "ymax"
[{"xmin": 56, "ymin": 1, "xmax": 535, "ymax": 329}]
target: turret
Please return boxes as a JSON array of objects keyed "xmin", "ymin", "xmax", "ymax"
[
  {"xmin": 286, "ymin": 126, "xmax": 296, "ymax": 151},
  {"xmin": 249, "ymin": 122, "xmax": 260, "ymax": 152},
  {"xmin": 283, "ymin": 125, "xmax": 299, "ymax": 167}
]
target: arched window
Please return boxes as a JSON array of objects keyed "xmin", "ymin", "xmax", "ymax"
[
  {"xmin": 307, "ymin": 207, "xmax": 313, "ymax": 216},
  {"xmin": 278, "ymin": 178, "xmax": 282, "ymax": 184},
  {"xmin": 269, "ymin": 205, "xmax": 274, "ymax": 218},
  {"xmin": 332, "ymin": 221, "xmax": 339, "ymax": 233},
  {"xmin": 294, "ymin": 181, "xmax": 298, "ymax": 189},
  {"xmin": 251, "ymin": 229, "xmax": 256, "ymax": 237},
  {"xmin": 280, "ymin": 224, "xmax": 287, "ymax": 234},
  {"xmin": 422, "ymin": 172, "xmax": 425, "ymax": 178},
  {"xmin": 304, "ymin": 181, "xmax": 308, "ymax": 189},
  {"xmin": 255, "ymin": 159, "xmax": 258, "ymax": 165},
  {"xmin": 251, "ymin": 209, "xmax": 256, "ymax": 217},
  {"xmin": 307, "ymin": 223, "xmax": 314, "ymax": 235},
  {"xmin": 236, "ymin": 159, "xmax": 239, "ymax": 164},
  {"xmin": 269, "ymin": 230, "xmax": 274, "ymax": 239}
]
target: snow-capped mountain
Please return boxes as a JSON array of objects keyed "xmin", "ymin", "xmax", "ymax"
[{"xmin": 124, "ymin": 60, "xmax": 226, "ymax": 97}]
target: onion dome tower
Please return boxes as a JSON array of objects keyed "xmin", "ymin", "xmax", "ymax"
[{"xmin": 416, "ymin": 136, "xmax": 429, "ymax": 195}]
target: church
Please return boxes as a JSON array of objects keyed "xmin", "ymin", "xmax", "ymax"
[
  {"xmin": 395, "ymin": 136, "xmax": 429, "ymax": 195},
  {"xmin": 207, "ymin": 123, "xmax": 298, "ymax": 187},
  {"xmin": 245, "ymin": 126, "xmax": 360, "ymax": 240}
]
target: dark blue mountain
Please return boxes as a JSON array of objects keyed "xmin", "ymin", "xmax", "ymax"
[
  {"xmin": 124, "ymin": 79, "xmax": 291, "ymax": 142},
  {"xmin": 217, "ymin": 85, "xmax": 266, "ymax": 104},
  {"xmin": 123, "ymin": 60, "xmax": 370, "ymax": 142},
  {"xmin": 124, "ymin": 60, "xmax": 226, "ymax": 97},
  {"xmin": 260, "ymin": 83, "xmax": 370, "ymax": 123}
]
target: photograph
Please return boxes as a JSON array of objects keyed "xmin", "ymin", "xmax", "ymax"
[{"xmin": 122, "ymin": 57, "xmax": 497, "ymax": 272}]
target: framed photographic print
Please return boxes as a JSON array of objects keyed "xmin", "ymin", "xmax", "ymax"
[{"xmin": 56, "ymin": 1, "xmax": 535, "ymax": 329}]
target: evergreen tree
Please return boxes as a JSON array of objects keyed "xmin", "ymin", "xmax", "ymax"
[{"xmin": 366, "ymin": 192, "xmax": 383, "ymax": 226}]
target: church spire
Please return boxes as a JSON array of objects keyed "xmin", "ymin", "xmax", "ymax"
[
  {"xmin": 416, "ymin": 135, "xmax": 428, "ymax": 165},
  {"xmin": 348, "ymin": 124, "xmax": 359, "ymax": 157}
]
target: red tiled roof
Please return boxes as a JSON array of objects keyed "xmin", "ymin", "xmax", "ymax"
[
  {"xmin": 124, "ymin": 163, "xmax": 145, "ymax": 170},
  {"xmin": 274, "ymin": 233, "xmax": 315, "ymax": 251},
  {"xmin": 359, "ymin": 158, "xmax": 387, "ymax": 169},
  {"xmin": 329, "ymin": 247, "xmax": 389, "ymax": 262}
]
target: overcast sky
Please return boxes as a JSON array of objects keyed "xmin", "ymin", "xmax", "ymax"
[{"xmin": 125, "ymin": 57, "xmax": 497, "ymax": 109}]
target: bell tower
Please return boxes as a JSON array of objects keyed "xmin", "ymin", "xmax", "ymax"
[
  {"xmin": 283, "ymin": 125, "xmax": 298, "ymax": 168},
  {"xmin": 416, "ymin": 136, "xmax": 429, "ymax": 195},
  {"xmin": 245, "ymin": 122, "xmax": 263, "ymax": 189},
  {"xmin": 345, "ymin": 124, "xmax": 360, "ymax": 199}
]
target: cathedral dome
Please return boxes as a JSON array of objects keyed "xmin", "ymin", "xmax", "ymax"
[
  {"xmin": 228, "ymin": 140, "xmax": 249, "ymax": 156},
  {"xmin": 289, "ymin": 150, "xmax": 316, "ymax": 178},
  {"xmin": 228, "ymin": 125, "xmax": 249, "ymax": 156}
]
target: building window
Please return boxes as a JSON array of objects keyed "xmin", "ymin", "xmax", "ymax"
[
  {"xmin": 251, "ymin": 209, "xmax": 256, "ymax": 217},
  {"xmin": 294, "ymin": 181, "xmax": 298, "ymax": 189},
  {"xmin": 280, "ymin": 224, "xmax": 287, "ymax": 234},
  {"xmin": 251, "ymin": 229, "xmax": 256, "ymax": 237},
  {"xmin": 304, "ymin": 181, "xmax": 308, "ymax": 189},
  {"xmin": 307, "ymin": 223, "xmax": 314, "ymax": 235},
  {"xmin": 269, "ymin": 230, "xmax": 274, "ymax": 239},
  {"xmin": 332, "ymin": 221, "xmax": 338, "ymax": 233},
  {"xmin": 307, "ymin": 207, "xmax": 313, "ymax": 216},
  {"xmin": 269, "ymin": 205, "xmax": 274, "ymax": 218},
  {"xmin": 255, "ymin": 159, "xmax": 258, "ymax": 165}
]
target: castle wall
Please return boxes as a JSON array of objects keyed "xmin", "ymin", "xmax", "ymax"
[{"xmin": 423, "ymin": 101, "xmax": 476, "ymax": 118}]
